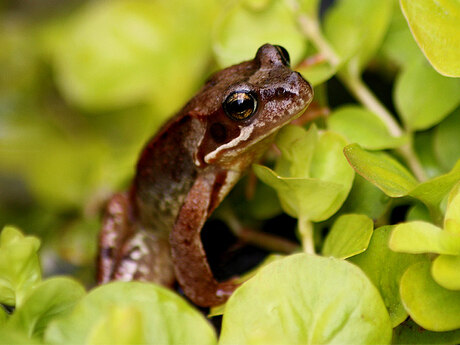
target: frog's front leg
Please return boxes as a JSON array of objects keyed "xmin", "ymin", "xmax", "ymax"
[
  {"xmin": 98, "ymin": 193, "xmax": 175, "ymax": 287},
  {"xmin": 170, "ymin": 170, "xmax": 238, "ymax": 307}
]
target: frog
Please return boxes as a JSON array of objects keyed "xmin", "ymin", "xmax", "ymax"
[{"xmin": 97, "ymin": 44, "xmax": 313, "ymax": 307}]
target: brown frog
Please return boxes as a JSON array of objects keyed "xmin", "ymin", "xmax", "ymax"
[{"xmin": 97, "ymin": 44, "xmax": 313, "ymax": 307}]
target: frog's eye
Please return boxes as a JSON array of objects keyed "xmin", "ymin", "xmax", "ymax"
[
  {"xmin": 274, "ymin": 45, "xmax": 290, "ymax": 66},
  {"xmin": 223, "ymin": 91, "xmax": 258, "ymax": 121}
]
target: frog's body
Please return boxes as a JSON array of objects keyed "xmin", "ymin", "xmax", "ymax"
[{"xmin": 97, "ymin": 44, "xmax": 313, "ymax": 307}]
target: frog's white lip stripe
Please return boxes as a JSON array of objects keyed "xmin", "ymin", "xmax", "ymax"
[{"xmin": 204, "ymin": 124, "xmax": 255, "ymax": 163}]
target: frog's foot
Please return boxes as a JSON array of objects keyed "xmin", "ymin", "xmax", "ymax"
[
  {"xmin": 113, "ymin": 229, "xmax": 175, "ymax": 287},
  {"xmin": 97, "ymin": 193, "xmax": 175, "ymax": 287}
]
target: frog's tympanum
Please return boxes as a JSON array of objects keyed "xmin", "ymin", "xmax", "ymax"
[{"xmin": 97, "ymin": 44, "xmax": 313, "ymax": 307}]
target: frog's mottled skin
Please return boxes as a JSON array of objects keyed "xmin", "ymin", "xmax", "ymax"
[{"xmin": 98, "ymin": 44, "xmax": 313, "ymax": 307}]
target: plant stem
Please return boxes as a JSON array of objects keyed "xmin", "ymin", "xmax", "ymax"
[
  {"xmin": 298, "ymin": 217, "xmax": 315, "ymax": 254},
  {"xmin": 298, "ymin": 14, "xmax": 340, "ymax": 68},
  {"xmin": 219, "ymin": 206, "xmax": 300, "ymax": 254},
  {"xmin": 340, "ymin": 73, "xmax": 427, "ymax": 181},
  {"xmin": 339, "ymin": 73, "xmax": 402, "ymax": 137},
  {"xmin": 297, "ymin": 13, "xmax": 428, "ymax": 182},
  {"xmin": 238, "ymin": 228, "xmax": 300, "ymax": 254},
  {"xmin": 398, "ymin": 143, "xmax": 427, "ymax": 182}
]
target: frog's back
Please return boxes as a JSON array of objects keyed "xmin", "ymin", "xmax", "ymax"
[{"xmin": 131, "ymin": 112, "xmax": 204, "ymax": 233}]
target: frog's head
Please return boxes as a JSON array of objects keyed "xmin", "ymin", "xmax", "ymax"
[{"xmin": 191, "ymin": 44, "xmax": 313, "ymax": 170}]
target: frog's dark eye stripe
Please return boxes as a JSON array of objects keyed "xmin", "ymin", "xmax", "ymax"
[
  {"xmin": 274, "ymin": 45, "xmax": 290, "ymax": 66},
  {"xmin": 223, "ymin": 91, "xmax": 258, "ymax": 121}
]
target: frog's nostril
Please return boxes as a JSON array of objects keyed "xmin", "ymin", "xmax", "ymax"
[{"xmin": 291, "ymin": 71, "xmax": 313, "ymax": 102}]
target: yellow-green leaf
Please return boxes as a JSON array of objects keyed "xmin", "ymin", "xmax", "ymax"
[
  {"xmin": 400, "ymin": 261, "xmax": 460, "ymax": 331},
  {"xmin": 400, "ymin": 0, "xmax": 460, "ymax": 77},
  {"xmin": 432, "ymin": 255, "xmax": 460, "ymax": 290},
  {"xmin": 343, "ymin": 144, "xmax": 417, "ymax": 197},
  {"xmin": 322, "ymin": 214, "xmax": 373, "ymax": 259},
  {"xmin": 390, "ymin": 221, "xmax": 460, "ymax": 255}
]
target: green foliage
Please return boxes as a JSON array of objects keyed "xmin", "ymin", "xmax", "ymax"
[
  {"xmin": 0, "ymin": 227, "xmax": 41, "ymax": 307},
  {"xmin": 393, "ymin": 319, "xmax": 460, "ymax": 345},
  {"xmin": 7, "ymin": 277, "xmax": 85, "ymax": 339},
  {"xmin": 0, "ymin": 227, "xmax": 216, "ymax": 344},
  {"xmin": 434, "ymin": 108, "xmax": 460, "ymax": 171},
  {"xmin": 390, "ymin": 184, "xmax": 460, "ymax": 294},
  {"xmin": 52, "ymin": 0, "xmax": 216, "ymax": 113},
  {"xmin": 344, "ymin": 144, "xmax": 417, "ymax": 197},
  {"xmin": 349, "ymin": 226, "xmax": 427, "ymax": 327},
  {"xmin": 254, "ymin": 125, "xmax": 354, "ymax": 222},
  {"xmin": 220, "ymin": 254, "xmax": 392, "ymax": 344},
  {"xmin": 2, "ymin": 0, "xmax": 460, "ymax": 343},
  {"xmin": 400, "ymin": 0, "xmax": 460, "ymax": 77},
  {"xmin": 45, "ymin": 282, "xmax": 217, "ymax": 345},
  {"xmin": 400, "ymin": 261, "xmax": 460, "ymax": 331},
  {"xmin": 322, "ymin": 214, "xmax": 373, "ymax": 259},
  {"xmin": 394, "ymin": 58, "xmax": 460, "ymax": 131},
  {"xmin": 0, "ymin": 227, "xmax": 86, "ymax": 344},
  {"xmin": 323, "ymin": 0, "xmax": 393, "ymax": 73},
  {"xmin": 328, "ymin": 105, "xmax": 408, "ymax": 150}
]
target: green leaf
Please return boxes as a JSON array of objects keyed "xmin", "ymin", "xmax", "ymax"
[
  {"xmin": 220, "ymin": 254, "xmax": 392, "ymax": 344},
  {"xmin": 349, "ymin": 226, "xmax": 427, "ymax": 327},
  {"xmin": 445, "ymin": 181, "xmax": 460, "ymax": 235},
  {"xmin": 254, "ymin": 165, "xmax": 345, "ymax": 221},
  {"xmin": 432, "ymin": 255, "xmax": 460, "ymax": 291},
  {"xmin": 393, "ymin": 318, "xmax": 460, "ymax": 345},
  {"xmin": 7, "ymin": 277, "xmax": 86, "ymax": 339},
  {"xmin": 328, "ymin": 105, "xmax": 408, "ymax": 149},
  {"xmin": 0, "ymin": 329, "xmax": 43, "ymax": 345},
  {"xmin": 400, "ymin": 261, "xmax": 460, "ymax": 331},
  {"xmin": 323, "ymin": 0, "xmax": 393, "ymax": 73},
  {"xmin": 0, "ymin": 226, "xmax": 41, "ymax": 307},
  {"xmin": 309, "ymin": 131, "xmax": 354, "ymax": 186},
  {"xmin": 213, "ymin": 0, "xmax": 305, "ymax": 67},
  {"xmin": 390, "ymin": 221, "xmax": 460, "ymax": 255},
  {"xmin": 339, "ymin": 175, "xmax": 391, "ymax": 220},
  {"xmin": 400, "ymin": 0, "xmax": 460, "ymax": 77},
  {"xmin": 275, "ymin": 124, "xmax": 318, "ymax": 179},
  {"xmin": 394, "ymin": 58, "xmax": 460, "ymax": 131},
  {"xmin": 409, "ymin": 160, "xmax": 460, "ymax": 223},
  {"xmin": 88, "ymin": 306, "xmax": 144, "ymax": 344},
  {"xmin": 322, "ymin": 214, "xmax": 373, "ymax": 259},
  {"xmin": 44, "ymin": 282, "xmax": 216, "ymax": 345},
  {"xmin": 255, "ymin": 126, "xmax": 354, "ymax": 222},
  {"xmin": 343, "ymin": 144, "xmax": 418, "ymax": 197},
  {"xmin": 434, "ymin": 108, "xmax": 460, "ymax": 172}
]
